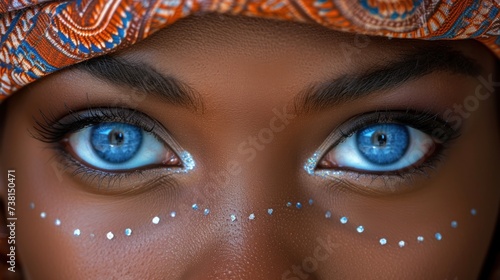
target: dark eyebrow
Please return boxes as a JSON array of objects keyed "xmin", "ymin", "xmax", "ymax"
[
  {"xmin": 71, "ymin": 55, "xmax": 202, "ymax": 111},
  {"xmin": 295, "ymin": 46, "xmax": 482, "ymax": 113}
]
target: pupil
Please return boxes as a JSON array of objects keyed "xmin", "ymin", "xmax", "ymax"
[
  {"xmin": 109, "ymin": 130, "xmax": 125, "ymax": 145},
  {"xmin": 372, "ymin": 132, "xmax": 387, "ymax": 147}
]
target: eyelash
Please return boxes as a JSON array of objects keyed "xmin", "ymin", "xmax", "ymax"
[
  {"xmin": 311, "ymin": 110, "xmax": 461, "ymax": 193},
  {"xmin": 32, "ymin": 107, "xmax": 174, "ymax": 191},
  {"xmin": 33, "ymin": 106, "xmax": 157, "ymax": 143}
]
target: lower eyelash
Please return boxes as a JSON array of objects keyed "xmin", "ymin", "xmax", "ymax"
[{"xmin": 50, "ymin": 144, "xmax": 181, "ymax": 193}]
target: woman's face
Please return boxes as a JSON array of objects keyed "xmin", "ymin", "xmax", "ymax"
[{"xmin": 1, "ymin": 15, "xmax": 499, "ymax": 279}]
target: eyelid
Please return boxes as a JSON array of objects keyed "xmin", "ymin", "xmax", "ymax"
[
  {"xmin": 32, "ymin": 107, "xmax": 195, "ymax": 192},
  {"xmin": 305, "ymin": 110, "xmax": 460, "ymax": 176}
]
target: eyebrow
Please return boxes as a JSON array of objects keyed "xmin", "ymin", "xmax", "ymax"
[
  {"xmin": 72, "ymin": 55, "xmax": 202, "ymax": 111},
  {"xmin": 295, "ymin": 46, "xmax": 482, "ymax": 113}
]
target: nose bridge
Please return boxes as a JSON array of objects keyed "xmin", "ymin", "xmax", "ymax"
[
  {"xmin": 183, "ymin": 157, "xmax": 327, "ymax": 279},
  {"xmin": 181, "ymin": 97, "xmax": 316, "ymax": 278}
]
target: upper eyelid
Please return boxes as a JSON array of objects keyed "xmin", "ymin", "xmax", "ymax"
[
  {"xmin": 305, "ymin": 110, "xmax": 459, "ymax": 173},
  {"xmin": 32, "ymin": 107, "xmax": 186, "ymax": 154}
]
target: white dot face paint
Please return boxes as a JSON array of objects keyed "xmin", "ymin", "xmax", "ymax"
[
  {"xmin": 152, "ymin": 216, "xmax": 160, "ymax": 224},
  {"xmin": 30, "ymin": 199, "xmax": 476, "ymax": 247},
  {"xmin": 435, "ymin": 233, "xmax": 442, "ymax": 240},
  {"xmin": 340, "ymin": 217, "xmax": 348, "ymax": 224},
  {"xmin": 325, "ymin": 211, "xmax": 332, "ymax": 219},
  {"xmin": 356, "ymin": 226, "xmax": 364, "ymax": 233}
]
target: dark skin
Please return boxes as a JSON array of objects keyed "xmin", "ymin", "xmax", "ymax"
[{"xmin": 0, "ymin": 14, "xmax": 499, "ymax": 279}]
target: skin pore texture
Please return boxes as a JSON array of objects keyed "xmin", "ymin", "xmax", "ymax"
[{"xmin": 0, "ymin": 14, "xmax": 499, "ymax": 279}]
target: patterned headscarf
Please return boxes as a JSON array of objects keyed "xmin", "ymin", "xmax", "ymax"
[{"xmin": 1, "ymin": 0, "xmax": 499, "ymax": 101}]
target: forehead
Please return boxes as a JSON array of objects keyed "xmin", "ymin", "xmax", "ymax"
[{"xmin": 107, "ymin": 15, "xmax": 488, "ymax": 112}]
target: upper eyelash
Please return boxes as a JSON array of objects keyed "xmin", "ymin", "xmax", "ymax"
[
  {"xmin": 311, "ymin": 110, "xmax": 461, "ymax": 177},
  {"xmin": 325, "ymin": 109, "xmax": 460, "ymax": 152},
  {"xmin": 31, "ymin": 106, "xmax": 157, "ymax": 144}
]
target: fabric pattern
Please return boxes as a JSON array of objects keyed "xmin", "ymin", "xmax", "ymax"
[{"xmin": 1, "ymin": 0, "xmax": 499, "ymax": 100}]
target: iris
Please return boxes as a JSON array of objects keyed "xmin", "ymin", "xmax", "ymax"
[
  {"xmin": 356, "ymin": 124, "xmax": 409, "ymax": 165},
  {"xmin": 90, "ymin": 123, "xmax": 143, "ymax": 163}
]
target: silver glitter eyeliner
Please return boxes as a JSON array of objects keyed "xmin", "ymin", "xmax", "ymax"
[
  {"xmin": 451, "ymin": 221, "xmax": 458, "ymax": 228},
  {"xmin": 268, "ymin": 209, "xmax": 274, "ymax": 215},
  {"xmin": 180, "ymin": 151, "xmax": 195, "ymax": 172},
  {"xmin": 398, "ymin": 241, "xmax": 406, "ymax": 248},
  {"xmin": 304, "ymin": 152, "xmax": 345, "ymax": 178},
  {"xmin": 203, "ymin": 209, "xmax": 210, "ymax": 216},
  {"xmin": 124, "ymin": 228, "xmax": 132, "ymax": 236},
  {"xmin": 170, "ymin": 211, "xmax": 176, "ymax": 218},
  {"xmin": 30, "ymin": 202, "xmax": 35, "ymax": 209},
  {"xmin": 286, "ymin": 202, "xmax": 292, "ymax": 207},
  {"xmin": 417, "ymin": 236, "xmax": 424, "ymax": 243},
  {"xmin": 296, "ymin": 202, "xmax": 302, "ymax": 209},
  {"xmin": 230, "ymin": 214, "xmax": 237, "ymax": 222},
  {"xmin": 192, "ymin": 204, "xmax": 199, "ymax": 211},
  {"xmin": 107, "ymin": 232, "xmax": 114, "ymax": 240},
  {"xmin": 249, "ymin": 213, "xmax": 255, "ymax": 220},
  {"xmin": 54, "ymin": 219, "xmax": 61, "ymax": 226},
  {"xmin": 379, "ymin": 238, "xmax": 387, "ymax": 245},
  {"xmin": 40, "ymin": 212, "xmax": 46, "ymax": 218},
  {"xmin": 308, "ymin": 199, "xmax": 314, "ymax": 206},
  {"xmin": 73, "ymin": 229, "xmax": 81, "ymax": 236}
]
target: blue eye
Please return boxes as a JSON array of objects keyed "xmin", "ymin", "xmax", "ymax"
[
  {"xmin": 356, "ymin": 124, "xmax": 409, "ymax": 165},
  {"xmin": 91, "ymin": 123, "xmax": 143, "ymax": 163},
  {"xmin": 320, "ymin": 123, "xmax": 434, "ymax": 172},
  {"xmin": 68, "ymin": 122, "xmax": 179, "ymax": 171}
]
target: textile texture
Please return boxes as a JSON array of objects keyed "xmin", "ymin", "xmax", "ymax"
[{"xmin": 1, "ymin": 0, "xmax": 499, "ymax": 100}]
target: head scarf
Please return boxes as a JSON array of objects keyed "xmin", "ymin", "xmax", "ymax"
[{"xmin": 1, "ymin": 0, "xmax": 499, "ymax": 100}]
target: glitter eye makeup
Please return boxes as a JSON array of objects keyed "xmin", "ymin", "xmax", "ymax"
[
  {"xmin": 304, "ymin": 110, "xmax": 460, "ymax": 193},
  {"xmin": 31, "ymin": 107, "xmax": 195, "ymax": 191}
]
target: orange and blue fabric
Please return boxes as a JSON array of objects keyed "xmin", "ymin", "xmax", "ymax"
[{"xmin": 1, "ymin": 0, "xmax": 499, "ymax": 100}]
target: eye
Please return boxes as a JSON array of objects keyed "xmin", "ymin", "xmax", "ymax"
[
  {"xmin": 67, "ymin": 122, "xmax": 180, "ymax": 171},
  {"xmin": 318, "ymin": 123, "xmax": 435, "ymax": 173}
]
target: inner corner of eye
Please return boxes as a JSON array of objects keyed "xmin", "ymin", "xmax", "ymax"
[
  {"xmin": 316, "ymin": 153, "xmax": 338, "ymax": 169},
  {"xmin": 163, "ymin": 150, "xmax": 182, "ymax": 166}
]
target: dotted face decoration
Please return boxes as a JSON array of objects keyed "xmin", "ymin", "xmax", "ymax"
[{"xmin": 30, "ymin": 198, "xmax": 477, "ymax": 248}]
